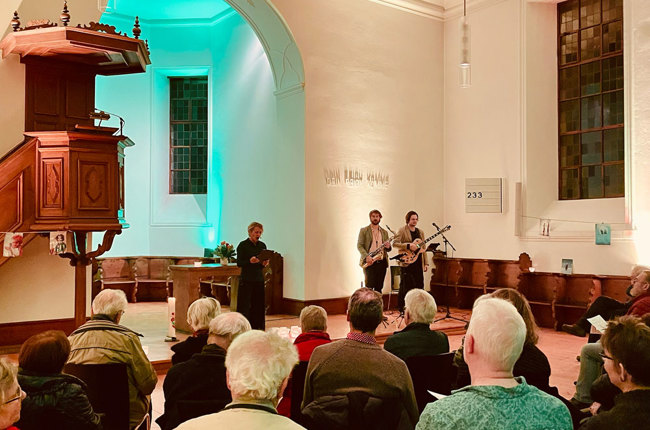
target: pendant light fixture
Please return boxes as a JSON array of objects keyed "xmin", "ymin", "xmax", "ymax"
[{"xmin": 460, "ymin": 0, "xmax": 471, "ymax": 88}]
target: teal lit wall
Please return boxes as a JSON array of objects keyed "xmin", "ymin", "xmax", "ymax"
[{"xmin": 95, "ymin": 1, "xmax": 305, "ymax": 295}]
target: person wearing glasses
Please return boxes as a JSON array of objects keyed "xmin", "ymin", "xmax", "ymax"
[
  {"xmin": 570, "ymin": 270, "xmax": 650, "ymax": 409},
  {"xmin": 579, "ymin": 315, "xmax": 650, "ymax": 429},
  {"xmin": 0, "ymin": 358, "xmax": 25, "ymax": 430}
]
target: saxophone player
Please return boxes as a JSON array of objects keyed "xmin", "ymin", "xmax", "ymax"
[{"xmin": 357, "ymin": 209, "xmax": 392, "ymax": 292}]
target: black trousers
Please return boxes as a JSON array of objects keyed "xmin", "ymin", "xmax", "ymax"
[
  {"xmin": 237, "ymin": 279, "xmax": 266, "ymax": 330},
  {"xmin": 575, "ymin": 295, "xmax": 628, "ymax": 331},
  {"xmin": 398, "ymin": 264, "xmax": 424, "ymax": 312},
  {"xmin": 364, "ymin": 259, "xmax": 388, "ymax": 293}
]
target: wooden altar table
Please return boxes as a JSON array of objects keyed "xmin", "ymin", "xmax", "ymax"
[{"xmin": 170, "ymin": 263, "xmax": 241, "ymax": 333}]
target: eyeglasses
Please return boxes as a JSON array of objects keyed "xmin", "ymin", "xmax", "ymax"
[
  {"xmin": 2, "ymin": 387, "xmax": 24, "ymax": 405},
  {"xmin": 599, "ymin": 352, "xmax": 614, "ymax": 361}
]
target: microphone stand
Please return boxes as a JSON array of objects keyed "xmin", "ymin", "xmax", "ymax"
[{"xmin": 431, "ymin": 223, "xmax": 467, "ymax": 323}]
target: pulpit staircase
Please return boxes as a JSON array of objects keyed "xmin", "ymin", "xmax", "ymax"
[{"xmin": 0, "ymin": 3, "xmax": 150, "ymax": 337}]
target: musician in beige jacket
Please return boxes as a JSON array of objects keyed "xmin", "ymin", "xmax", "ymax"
[
  {"xmin": 393, "ymin": 210, "xmax": 429, "ymax": 312},
  {"xmin": 357, "ymin": 209, "xmax": 392, "ymax": 293}
]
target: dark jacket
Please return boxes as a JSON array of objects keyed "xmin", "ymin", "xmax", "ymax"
[
  {"xmin": 579, "ymin": 389, "xmax": 650, "ymax": 429},
  {"xmin": 236, "ymin": 238, "xmax": 267, "ymax": 282},
  {"xmin": 384, "ymin": 322, "xmax": 449, "ymax": 361},
  {"xmin": 170, "ymin": 331, "xmax": 209, "ymax": 365},
  {"xmin": 302, "ymin": 392, "xmax": 410, "ymax": 430},
  {"xmin": 16, "ymin": 370, "xmax": 102, "ymax": 430},
  {"xmin": 156, "ymin": 343, "xmax": 231, "ymax": 430}
]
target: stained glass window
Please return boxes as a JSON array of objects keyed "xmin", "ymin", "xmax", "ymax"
[
  {"xmin": 169, "ymin": 77, "xmax": 208, "ymax": 194},
  {"xmin": 558, "ymin": 0, "xmax": 624, "ymax": 199}
]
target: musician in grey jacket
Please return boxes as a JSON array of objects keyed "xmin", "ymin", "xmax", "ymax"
[
  {"xmin": 394, "ymin": 211, "xmax": 429, "ymax": 313},
  {"xmin": 357, "ymin": 209, "xmax": 392, "ymax": 293}
]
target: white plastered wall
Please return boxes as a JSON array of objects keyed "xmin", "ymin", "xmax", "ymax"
[
  {"xmin": 443, "ymin": 0, "xmax": 646, "ymax": 275},
  {"xmin": 273, "ymin": 0, "xmax": 445, "ymax": 299}
]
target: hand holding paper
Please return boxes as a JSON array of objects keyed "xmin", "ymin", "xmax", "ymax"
[{"xmin": 587, "ymin": 315, "xmax": 608, "ymax": 333}]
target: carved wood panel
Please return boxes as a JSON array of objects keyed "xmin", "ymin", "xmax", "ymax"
[
  {"xmin": 78, "ymin": 161, "xmax": 109, "ymax": 210},
  {"xmin": 37, "ymin": 149, "xmax": 68, "ymax": 218},
  {"xmin": 42, "ymin": 159, "xmax": 64, "ymax": 208},
  {"xmin": 0, "ymin": 173, "xmax": 24, "ymax": 232}
]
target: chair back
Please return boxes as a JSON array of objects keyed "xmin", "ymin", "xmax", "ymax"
[
  {"xmin": 63, "ymin": 362, "xmax": 130, "ymax": 430},
  {"xmin": 290, "ymin": 361, "xmax": 310, "ymax": 424},
  {"xmin": 404, "ymin": 352, "xmax": 456, "ymax": 413},
  {"xmin": 302, "ymin": 391, "xmax": 402, "ymax": 430}
]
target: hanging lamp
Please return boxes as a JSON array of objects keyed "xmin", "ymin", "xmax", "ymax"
[{"xmin": 460, "ymin": 0, "xmax": 471, "ymax": 88}]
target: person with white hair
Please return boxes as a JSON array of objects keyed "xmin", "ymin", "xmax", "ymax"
[
  {"xmin": 157, "ymin": 312, "xmax": 251, "ymax": 430},
  {"xmin": 67, "ymin": 289, "xmax": 157, "ymax": 429},
  {"xmin": 0, "ymin": 358, "xmax": 25, "ymax": 430},
  {"xmin": 171, "ymin": 297, "xmax": 221, "ymax": 364},
  {"xmin": 416, "ymin": 297, "xmax": 572, "ymax": 430},
  {"xmin": 177, "ymin": 330, "xmax": 304, "ymax": 429},
  {"xmin": 384, "ymin": 289, "xmax": 448, "ymax": 361}
]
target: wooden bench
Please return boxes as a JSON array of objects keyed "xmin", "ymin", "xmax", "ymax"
[
  {"xmin": 430, "ymin": 253, "xmax": 630, "ymax": 329},
  {"xmin": 97, "ymin": 257, "xmax": 137, "ymax": 302},
  {"xmin": 96, "ymin": 256, "xmax": 212, "ymax": 302}
]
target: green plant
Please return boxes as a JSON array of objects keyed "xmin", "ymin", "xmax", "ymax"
[{"xmin": 214, "ymin": 241, "xmax": 236, "ymax": 259}]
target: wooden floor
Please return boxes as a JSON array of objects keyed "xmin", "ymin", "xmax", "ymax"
[{"xmin": 2, "ymin": 302, "xmax": 585, "ymax": 430}]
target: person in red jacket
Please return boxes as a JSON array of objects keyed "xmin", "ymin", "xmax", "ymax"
[
  {"xmin": 571, "ymin": 270, "xmax": 650, "ymax": 408},
  {"xmin": 277, "ymin": 305, "xmax": 331, "ymax": 417}
]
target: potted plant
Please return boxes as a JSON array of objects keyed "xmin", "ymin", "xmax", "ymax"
[{"xmin": 214, "ymin": 241, "xmax": 236, "ymax": 265}]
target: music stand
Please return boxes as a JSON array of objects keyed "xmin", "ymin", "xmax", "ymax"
[{"xmin": 432, "ymin": 224, "xmax": 467, "ymax": 324}]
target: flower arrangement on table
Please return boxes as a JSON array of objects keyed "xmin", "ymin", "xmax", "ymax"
[{"xmin": 214, "ymin": 241, "xmax": 236, "ymax": 264}]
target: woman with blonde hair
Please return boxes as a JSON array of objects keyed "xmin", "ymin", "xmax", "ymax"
[{"xmin": 171, "ymin": 297, "xmax": 221, "ymax": 365}]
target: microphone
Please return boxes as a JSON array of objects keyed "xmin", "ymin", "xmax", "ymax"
[{"xmin": 432, "ymin": 222, "xmax": 440, "ymax": 231}]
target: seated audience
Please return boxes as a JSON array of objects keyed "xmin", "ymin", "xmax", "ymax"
[
  {"xmin": 0, "ymin": 358, "xmax": 25, "ymax": 430},
  {"xmin": 16, "ymin": 330, "xmax": 101, "ymax": 430},
  {"xmin": 571, "ymin": 270, "xmax": 650, "ymax": 407},
  {"xmin": 586, "ymin": 312, "xmax": 650, "ymax": 416},
  {"xmin": 67, "ymin": 289, "xmax": 157, "ymax": 429},
  {"xmin": 384, "ymin": 289, "xmax": 449, "ymax": 361},
  {"xmin": 171, "ymin": 297, "xmax": 221, "ymax": 365},
  {"xmin": 301, "ymin": 288, "xmax": 418, "ymax": 429},
  {"xmin": 157, "ymin": 312, "xmax": 251, "ymax": 430},
  {"xmin": 277, "ymin": 305, "xmax": 331, "ymax": 417},
  {"xmin": 176, "ymin": 330, "xmax": 303, "ymax": 429},
  {"xmin": 454, "ymin": 288, "xmax": 552, "ymax": 392},
  {"xmin": 563, "ymin": 265, "xmax": 650, "ymax": 337},
  {"xmin": 579, "ymin": 315, "xmax": 650, "ymax": 429},
  {"xmin": 417, "ymin": 297, "xmax": 572, "ymax": 430}
]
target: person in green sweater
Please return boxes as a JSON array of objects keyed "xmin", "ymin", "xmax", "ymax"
[{"xmin": 417, "ymin": 297, "xmax": 572, "ymax": 430}]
